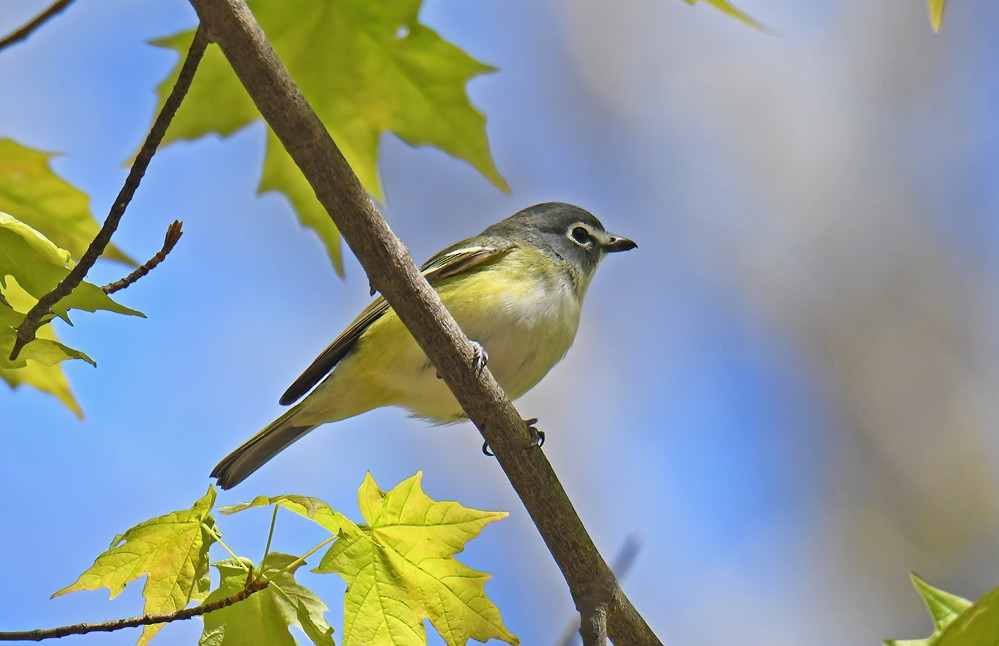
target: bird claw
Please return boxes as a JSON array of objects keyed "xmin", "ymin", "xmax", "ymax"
[
  {"xmin": 524, "ymin": 418, "xmax": 545, "ymax": 447},
  {"xmin": 482, "ymin": 418, "xmax": 544, "ymax": 457},
  {"xmin": 470, "ymin": 340, "xmax": 488, "ymax": 374},
  {"xmin": 436, "ymin": 341, "xmax": 488, "ymax": 380}
]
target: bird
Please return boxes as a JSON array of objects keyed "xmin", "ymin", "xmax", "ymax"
[{"xmin": 211, "ymin": 202, "xmax": 636, "ymax": 488}]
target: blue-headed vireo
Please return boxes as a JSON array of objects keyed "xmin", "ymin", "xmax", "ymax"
[{"xmin": 211, "ymin": 202, "xmax": 636, "ymax": 488}]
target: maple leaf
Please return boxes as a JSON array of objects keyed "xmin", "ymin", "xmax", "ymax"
[
  {"xmin": 52, "ymin": 487, "xmax": 218, "ymax": 646},
  {"xmin": 885, "ymin": 573, "xmax": 999, "ymax": 646},
  {"xmin": 315, "ymin": 472, "xmax": 517, "ymax": 646},
  {"xmin": 152, "ymin": 0, "xmax": 507, "ymax": 273},
  {"xmin": 0, "ymin": 212, "xmax": 142, "ymax": 415},
  {"xmin": 200, "ymin": 553, "xmax": 335, "ymax": 646},
  {"xmin": 221, "ymin": 493, "xmax": 360, "ymax": 538},
  {"xmin": 0, "ymin": 138, "xmax": 132, "ymax": 264}
]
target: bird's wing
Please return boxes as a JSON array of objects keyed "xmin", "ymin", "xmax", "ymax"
[{"xmin": 278, "ymin": 243, "xmax": 511, "ymax": 405}]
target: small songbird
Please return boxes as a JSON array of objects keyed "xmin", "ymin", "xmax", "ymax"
[{"xmin": 211, "ymin": 202, "xmax": 636, "ymax": 488}]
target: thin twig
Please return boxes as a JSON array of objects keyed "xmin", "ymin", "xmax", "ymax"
[
  {"xmin": 0, "ymin": 574, "xmax": 268, "ymax": 642},
  {"xmin": 0, "ymin": 0, "xmax": 75, "ymax": 51},
  {"xmin": 9, "ymin": 26, "xmax": 209, "ymax": 361},
  {"xmin": 102, "ymin": 220, "xmax": 184, "ymax": 294},
  {"xmin": 186, "ymin": 2, "xmax": 660, "ymax": 643}
]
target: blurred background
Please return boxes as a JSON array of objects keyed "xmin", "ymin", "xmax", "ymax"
[{"xmin": 3, "ymin": 0, "xmax": 999, "ymax": 643}]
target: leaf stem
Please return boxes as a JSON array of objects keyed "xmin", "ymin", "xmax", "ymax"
[
  {"xmin": 262, "ymin": 505, "xmax": 278, "ymax": 564},
  {"xmin": 276, "ymin": 535, "xmax": 337, "ymax": 576},
  {"xmin": 202, "ymin": 522, "xmax": 249, "ymax": 572}
]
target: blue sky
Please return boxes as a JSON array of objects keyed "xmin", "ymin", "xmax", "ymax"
[{"xmin": 3, "ymin": 0, "xmax": 999, "ymax": 644}]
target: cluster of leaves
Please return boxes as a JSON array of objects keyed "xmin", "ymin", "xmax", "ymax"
[
  {"xmin": 886, "ymin": 574, "xmax": 999, "ymax": 645},
  {"xmin": 55, "ymin": 472, "xmax": 516, "ymax": 645},
  {"xmin": 0, "ymin": 137, "xmax": 141, "ymax": 415}
]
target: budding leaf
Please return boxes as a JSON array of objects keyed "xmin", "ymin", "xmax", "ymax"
[{"xmin": 199, "ymin": 553, "xmax": 334, "ymax": 646}]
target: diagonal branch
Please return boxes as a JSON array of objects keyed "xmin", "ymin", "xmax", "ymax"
[
  {"xmin": 0, "ymin": 0, "xmax": 75, "ymax": 52},
  {"xmin": 8, "ymin": 26, "xmax": 208, "ymax": 362},
  {"xmin": 0, "ymin": 574, "xmax": 268, "ymax": 642},
  {"xmin": 186, "ymin": 1, "xmax": 662, "ymax": 643}
]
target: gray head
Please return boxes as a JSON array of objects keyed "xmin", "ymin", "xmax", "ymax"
[{"xmin": 480, "ymin": 202, "xmax": 636, "ymax": 278}]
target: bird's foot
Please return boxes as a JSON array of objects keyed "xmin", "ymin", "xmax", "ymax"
[
  {"xmin": 470, "ymin": 340, "xmax": 488, "ymax": 374},
  {"xmin": 435, "ymin": 341, "xmax": 488, "ymax": 380},
  {"xmin": 524, "ymin": 418, "xmax": 545, "ymax": 447},
  {"xmin": 481, "ymin": 417, "xmax": 544, "ymax": 457}
]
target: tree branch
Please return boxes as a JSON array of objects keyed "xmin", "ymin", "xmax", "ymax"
[
  {"xmin": 0, "ymin": 574, "xmax": 268, "ymax": 642},
  {"xmin": 0, "ymin": 0, "xmax": 75, "ymax": 52},
  {"xmin": 558, "ymin": 535, "xmax": 642, "ymax": 646},
  {"xmin": 9, "ymin": 26, "xmax": 208, "ymax": 361},
  {"xmin": 186, "ymin": 1, "xmax": 662, "ymax": 643},
  {"xmin": 102, "ymin": 220, "xmax": 184, "ymax": 294}
]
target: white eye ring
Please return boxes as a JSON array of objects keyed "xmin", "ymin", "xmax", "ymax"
[{"xmin": 568, "ymin": 224, "xmax": 594, "ymax": 247}]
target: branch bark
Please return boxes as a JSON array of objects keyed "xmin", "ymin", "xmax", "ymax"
[
  {"xmin": 0, "ymin": 0, "xmax": 75, "ymax": 51},
  {"xmin": 0, "ymin": 575, "xmax": 268, "ymax": 642},
  {"xmin": 186, "ymin": 1, "xmax": 662, "ymax": 643}
]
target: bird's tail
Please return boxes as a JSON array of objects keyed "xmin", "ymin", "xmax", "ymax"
[{"xmin": 211, "ymin": 407, "xmax": 317, "ymax": 489}]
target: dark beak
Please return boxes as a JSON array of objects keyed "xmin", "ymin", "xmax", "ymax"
[{"xmin": 602, "ymin": 233, "xmax": 637, "ymax": 253}]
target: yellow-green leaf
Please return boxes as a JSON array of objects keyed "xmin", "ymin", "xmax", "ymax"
[
  {"xmin": 0, "ymin": 212, "xmax": 141, "ymax": 320},
  {"xmin": 0, "ymin": 138, "xmax": 132, "ymax": 264},
  {"xmin": 884, "ymin": 574, "xmax": 999, "ymax": 646},
  {"xmin": 151, "ymin": 0, "xmax": 507, "ymax": 274},
  {"xmin": 53, "ymin": 488, "xmax": 218, "ymax": 646},
  {"xmin": 681, "ymin": 0, "xmax": 769, "ymax": 31},
  {"xmin": 200, "ymin": 553, "xmax": 335, "ymax": 646},
  {"xmin": 0, "ymin": 213, "xmax": 142, "ymax": 415},
  {"xmin": 220, "ymin": 493, "xmax": 360, "ymax": 537},
  {"xmin": 928, "ymin": 0, "xmax": 946, "ymax": 32},
  {"xmin": 315, "ymin": 472, "xmax": 517, "ymax": 646}
]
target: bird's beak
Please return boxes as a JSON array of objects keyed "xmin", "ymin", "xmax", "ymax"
[{"xmin": 601, "ymin": 233, "xmax": 637, "ymax": 253}]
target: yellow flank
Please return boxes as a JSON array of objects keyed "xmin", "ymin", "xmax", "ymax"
[{"xmin": 294, "ymin": 246, "xmax": 588, "ymax": 425}]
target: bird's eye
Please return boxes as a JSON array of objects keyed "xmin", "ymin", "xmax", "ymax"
[{"xmin": 569, "ymin": 226, "xmax": 593, "ymax": 246}]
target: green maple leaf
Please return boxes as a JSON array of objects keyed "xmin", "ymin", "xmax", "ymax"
[
  {"xmin": 221, "ymin": 493, "xmax": 361, "ymax": 537},
  {"xmin": 0, "ymin": 212, "xmax": 141, "ymax": 321},
  {"xmin": 0, "ymin": 285, "xmax": 85, "ymax": 416},
  {"xmin": 680, "ymin": 0, "xmax": 770, "ymax": 31},
  {"xmin": 0, "ymin": 212, "xmax": 142, "ymax": 415},
  {"xmin": 927, "ymin": 0, "xmax": 947, "ymax": 32},
  {"xmin": 315, "ymin": 472, "xmax": 517, "ymax": 646},
  {"xmin": 0, "ymin": 138, "xmax": 132, "ymax": 264},
  {"xmin": 885, "ymin": 573, "xmax": 999, "ymax": 646},
  {"xmin": 200, "ymin": 553, "xmax": 335, "ymax": 646},
  {"xmin": 53, "ymin": 487, "xmax": 218, "ymax": 646},
  {"xmin": 152, "ymin": 0, "xmax": 507, "ymax": 273}
]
